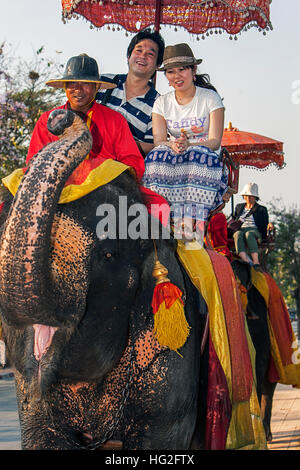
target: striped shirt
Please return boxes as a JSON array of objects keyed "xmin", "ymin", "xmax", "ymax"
[
  {"xmin": 240, "ymin": 208, "xmax": 257, "ymax": 229},
  {"xmin": 96, "ymin": 74, "xmax": 159, "ymax": 144}
]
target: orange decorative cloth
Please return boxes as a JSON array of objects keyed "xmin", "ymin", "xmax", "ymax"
[
  {"xmin": 264, "ymin": 273, "xmax": 294, "ymax": 366},
  {"xmin": 264, "ymin": 273, "xmax": 300, "ymax": 387},
  {"xmin": 251, "ymin": 270, "xmax": 300, "ymax": 388},
  {"xmin": 206, "ymin": 249, "xmax": 253, "ymax": 403}
]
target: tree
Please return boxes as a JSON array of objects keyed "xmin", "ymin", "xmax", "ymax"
[
  {"xmin": 267, "ymin": 198, "xmax": 300, "ymax": 332},
  {"xmin": 0, "ymin": 42, "xmax": 65, "ymax": 179}
]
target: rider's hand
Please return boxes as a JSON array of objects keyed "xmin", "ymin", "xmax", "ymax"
[{"xmin": 172, "ymin": 131, "xmax": 189, "ymax": 154}]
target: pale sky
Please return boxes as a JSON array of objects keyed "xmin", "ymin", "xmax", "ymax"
[{"xmin": 1, "ymin": 0, "xmax": 299, "ymax": 212}]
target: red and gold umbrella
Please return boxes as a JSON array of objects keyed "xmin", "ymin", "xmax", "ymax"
[
  {"xmin": 61, "ymin": 0, "xmax": 272, "ymax": 37},
  {"xmin": 222, "ymin": 122, "xmax": 284, "ymax": 170}
]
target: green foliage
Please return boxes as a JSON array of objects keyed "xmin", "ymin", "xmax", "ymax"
[
  {"xmin": 267, "ymin": 198, "xmax": 300, "ymax": 313},
  {"xmin": 0, "ymin": 42, "xmax": 65, "ymax": 179}
]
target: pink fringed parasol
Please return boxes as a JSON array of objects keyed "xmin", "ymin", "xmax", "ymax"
[{"xmin": 61, "ymin": 0, "xmax": 272, "ymax": 38}]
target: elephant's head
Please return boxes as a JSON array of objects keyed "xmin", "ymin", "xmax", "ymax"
[{"xmin": 0, "ymin": 109, "xmax": 186, "ymax": 395}]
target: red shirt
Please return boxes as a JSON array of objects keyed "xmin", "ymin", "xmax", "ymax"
[
  {"xmin": 26, "ymin": 101, "xmax": 145, "ymax": 183},
  {"xmin": 27, "ymin": 101, "xmax": 170, "ymax": 224}
]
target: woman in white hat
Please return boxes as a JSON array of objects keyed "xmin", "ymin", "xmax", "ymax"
[
  {"xmin": 233, "ymin": 183, "xmax": 272, "ymax": 270},
  {"xmin": 141, "ymin": 43, "xmax": 228, "ymax": 242}
]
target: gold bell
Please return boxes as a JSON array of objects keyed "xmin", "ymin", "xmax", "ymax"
[{"xmin": 152, "ymin": 260, "xmax": 170, "ymax": 285}]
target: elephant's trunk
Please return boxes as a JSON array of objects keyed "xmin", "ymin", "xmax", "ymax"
[{"xmin": 0, "ymin": 109, "xmax": 93, "ymax": 326}]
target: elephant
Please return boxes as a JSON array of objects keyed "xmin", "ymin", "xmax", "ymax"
[
  {"xmin": 0, "ymin": 109, "xmax": 209, "ymax": 450},
  {"xmin": 231, "ymin": 259, "xmax": 275, "ymax": 441}
]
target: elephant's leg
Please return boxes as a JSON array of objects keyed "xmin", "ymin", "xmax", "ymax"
[
  {"xmin": 261, "ymin": 375, "xmax": 277, "ymax": 442},
  {"xmin": 189, "ymin": 338, "xmax": 209, "ymax": 450},
  {"xmin": 190, "ymin": 298, "xmax": 209, "ymax": 450},
  {"xmin": 247, "ymin": 287, "xmax": 270, "ymax": 405}
]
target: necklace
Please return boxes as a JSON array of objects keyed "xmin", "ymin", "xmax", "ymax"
[{"xmin": 175, "ymin": 86, "xmax": 196, "ymax": 105}]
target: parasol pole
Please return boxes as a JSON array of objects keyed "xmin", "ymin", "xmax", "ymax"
[
  {"xmin": 152, "ymin": 0, "xmax": 162, "ymax": 85},
  {"xmin": 154, "ymin": 0, "xmax": 162, "ymax": 32}
]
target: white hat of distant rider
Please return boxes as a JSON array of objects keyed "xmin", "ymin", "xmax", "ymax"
[{"xmin": 240, "ymin": 182, "xmax": 260, "ymax": 200}]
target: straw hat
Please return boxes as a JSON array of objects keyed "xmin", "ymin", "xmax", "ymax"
[
  {"xmin": 158, "ymin": 43, "xmax": 202, "ymax": 72},
  {"xmin": 240, "ymin": 182, "xmax": 260, "ymax": 200},
  {"xmin": 46, "ymin": 54, "xmax": 116, "ymax": 89}
]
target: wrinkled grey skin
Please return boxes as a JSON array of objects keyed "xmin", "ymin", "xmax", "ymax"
[{"xmin": 0, "ymin": 110, "xmax": 206, "ymax": 450}]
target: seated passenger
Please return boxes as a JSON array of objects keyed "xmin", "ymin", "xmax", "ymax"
[
  {"xmin": 233, "ymin": 182, "xmax": 273, "ymax": 271},
  {"xmin": 96, "ymin": 28, "xmax": 165, "ymax": 158},
  {"xmin": 141, "ymin": 43, "xmax": 229, "ymax": 243},
  {"xmin": 206, "ymin": 210, "xmax": 232, "ymax": 261}
]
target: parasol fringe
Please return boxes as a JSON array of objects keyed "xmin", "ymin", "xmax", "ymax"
[{"xmin": 61, "ymin": 0, "xmax": 272, "ymax": 38}]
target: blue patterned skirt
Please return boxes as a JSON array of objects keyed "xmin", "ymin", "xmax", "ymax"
[{"xmin": 142, "ymin": 145, "xmax": 228, "ymax": 222}]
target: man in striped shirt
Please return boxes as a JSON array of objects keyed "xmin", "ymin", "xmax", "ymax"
[{"xmin": 96, "ymin": 29, "xmax": 165, "ymax": 158}]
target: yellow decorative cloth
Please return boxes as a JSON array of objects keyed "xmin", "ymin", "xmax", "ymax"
[
  {"xmin": 2, "ymin": 159, "xmax": 133, "ymax": 204},
  {"xmin": 251, "ymin": 269, "xmax": 269, "ymax": 307},
  {"xmin": 177, "ymin": 241, "xmax": 266, "ymax": 450},
  {"xmin": 252, "ymin": 269, "xmax": 300, "ymax": 388}
]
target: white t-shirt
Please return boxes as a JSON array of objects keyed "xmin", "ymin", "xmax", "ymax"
[{"xmin": 152, "ymin": 87, "xmax": 225, "ymax": 146}]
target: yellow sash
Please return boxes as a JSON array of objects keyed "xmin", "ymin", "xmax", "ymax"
[{"xmin": 2, "ymin": 159, "xmax": 132, "ymax": 203}]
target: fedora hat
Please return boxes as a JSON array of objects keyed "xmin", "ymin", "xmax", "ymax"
[
  {"xmin": 158, "ymin": 43, "xmax": 202, "ymax": 72},
  {"xmin": 46, "ymin": 54, "xmax": 116, "ymax": 89},
  {"xmin": 240, "ymin": 182, "xmax": 260, "ymax": 200}
]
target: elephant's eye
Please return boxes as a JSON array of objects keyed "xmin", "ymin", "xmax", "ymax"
[{"xmin": 104, "ymin": 252, "xmax": 112, "ymax": 259}]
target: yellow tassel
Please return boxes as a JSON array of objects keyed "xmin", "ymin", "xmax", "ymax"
[
  {"xmin": 151, "ymin": 242, "xmax": 190, "ymax": 354},
  {"xmin": 153, "ymin": 298, "xmax": 190, "ymax": 354}
]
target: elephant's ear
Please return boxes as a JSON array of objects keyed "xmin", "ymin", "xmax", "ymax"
[{"xmin": 50, "ymin": 212, "xmax": 94, "ymax": 309}]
